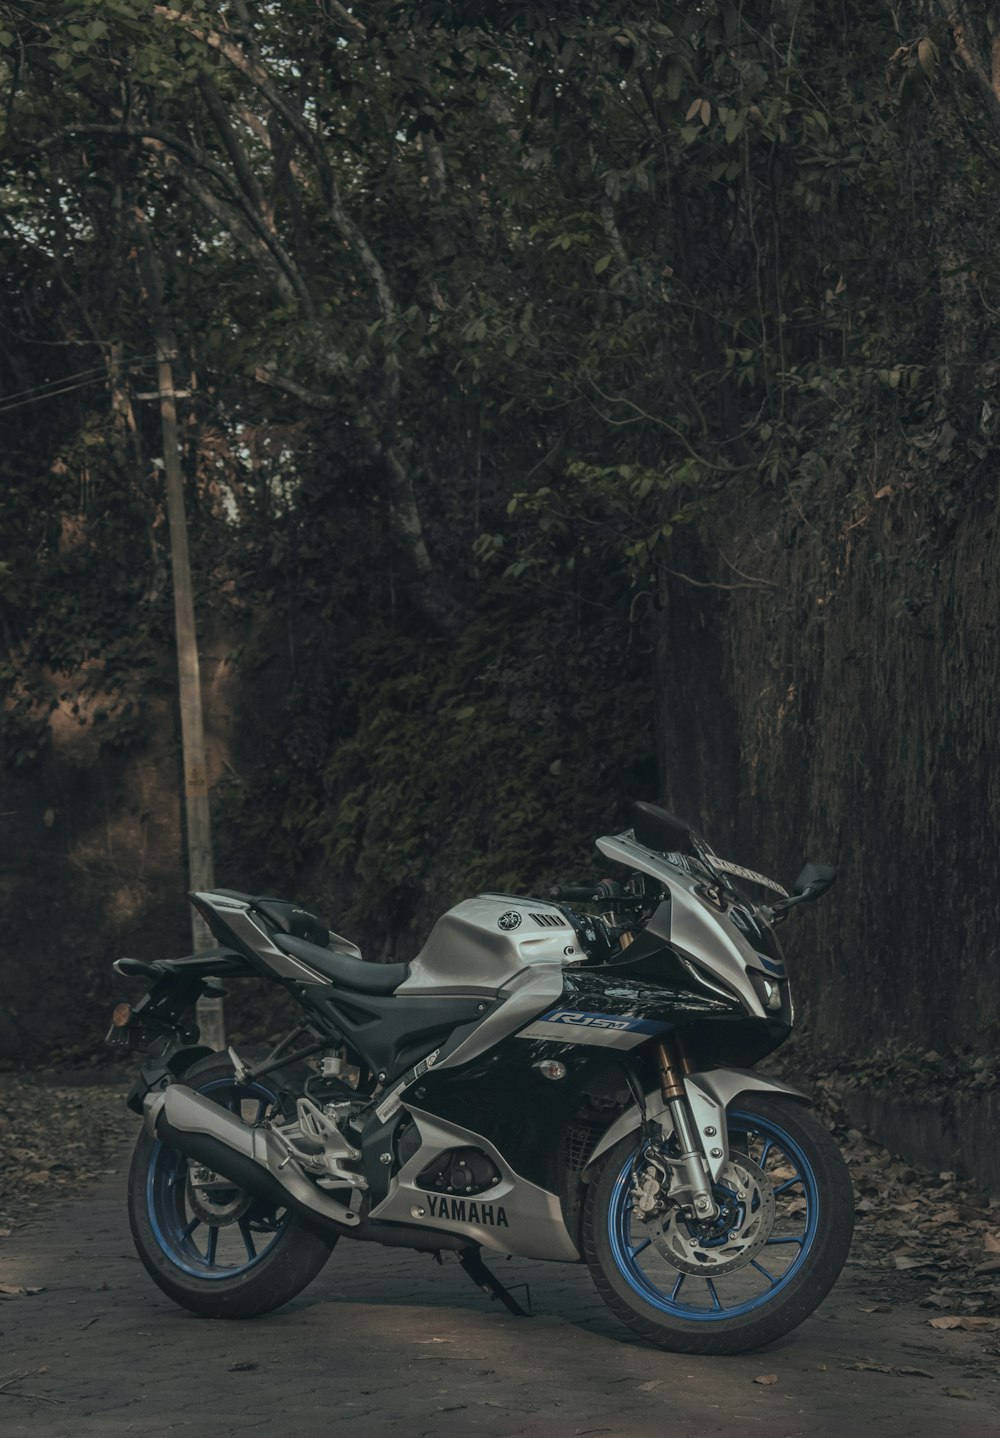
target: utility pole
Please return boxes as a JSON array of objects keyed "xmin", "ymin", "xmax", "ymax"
[
  {"xmin": 135, "ymin": 216, "xmax": 224, "ymax": 1050},
  {"xmin": 153, "ymin": 331, "xmax": 224, "ymax": 1051}
]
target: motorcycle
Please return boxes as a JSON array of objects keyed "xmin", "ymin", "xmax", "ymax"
[{"xmin": 106, "ymin": 801, "xmax": 852, "ymax": 1355}]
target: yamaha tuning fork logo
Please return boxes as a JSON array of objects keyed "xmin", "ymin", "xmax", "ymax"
[{"xmin": 497, "ymin": 910, "xmax": 522, "ymax": 931}]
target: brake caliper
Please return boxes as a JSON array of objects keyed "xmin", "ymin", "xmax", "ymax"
[{"xmin": 630, "ymin": 1148, "xmax": 672, "ymax": 1220}]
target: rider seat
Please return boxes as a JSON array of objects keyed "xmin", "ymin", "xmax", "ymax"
[{"xmin": 273, "ymin": 933, "xmax": 410, "ymax": 995}]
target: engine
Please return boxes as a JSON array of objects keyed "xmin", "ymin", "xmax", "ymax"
[{"xmin": 416, "ymin": 1146, "xmax": 502, "ymax": 1197}]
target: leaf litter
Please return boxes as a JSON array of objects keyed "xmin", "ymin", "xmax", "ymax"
[
  {"xmin": 766, "ymin": 1064, "xmax": 1000, "ymax": 1322},
  {"xmin": 0, "ymin": 1078, "xmax": 131, "ymax": 1241}
]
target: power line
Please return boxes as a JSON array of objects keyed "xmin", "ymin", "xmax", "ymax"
[
  {"xmin": 1, "ymin": 363, "xmax": 112, "ymax": 406},
  {"xmin": 0, "ymin": 354, "xmax": 159, "ymax": 416}
]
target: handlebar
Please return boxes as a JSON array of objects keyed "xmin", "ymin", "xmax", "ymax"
[{"xmin": 548, "ymin": 881, "xmax": 622, "ymax": 903}]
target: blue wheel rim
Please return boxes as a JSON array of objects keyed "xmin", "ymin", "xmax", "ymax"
[
  {"xmin": 608, "ymin": 1108, "xmax": 820, "ymax": 1321},
  {"xmin": 147, "ymin": 1076, "xmax": 289, "ymax": 1280}
]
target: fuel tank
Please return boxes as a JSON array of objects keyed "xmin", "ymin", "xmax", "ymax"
[{"xmin": 395, "ymin": 893, "xmax": 584, "ymax": 993}]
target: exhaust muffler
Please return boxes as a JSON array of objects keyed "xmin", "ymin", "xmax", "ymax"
[
  {"xmin": 144, "ymin": 1083, "xmax": 469, "ymax": 1254},
  {"xmin": 146, "ymin": 1084, "xmax": 360, "ymax": 1230}
]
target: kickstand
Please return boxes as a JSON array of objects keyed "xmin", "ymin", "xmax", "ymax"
[{"xmin": 458, "ymin": 1247, "xmax": 532, "ymax": 1318}]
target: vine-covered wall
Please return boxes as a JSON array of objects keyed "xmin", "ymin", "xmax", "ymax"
[
  {"xmin": 3, "ymin": 2, "xmax": 1000, "ymax": 1077},
  {"xmin": 658, "ymin": 449, "xmax": 1000, "ymax": 1061}
]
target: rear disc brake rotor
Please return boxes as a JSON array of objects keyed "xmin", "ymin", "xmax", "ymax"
[
  {"xmin": 650, "ymin": 1152, "xmax": 775, "ymax": 1275},
  {"xmin": 185, "ymin": 1166, "xmax": 254, "ymax": 1228}
]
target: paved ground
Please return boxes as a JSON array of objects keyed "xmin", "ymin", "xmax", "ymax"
[{"xmin": 2, "ymin": 1108, "xmax": 999, "ymax": 1438}]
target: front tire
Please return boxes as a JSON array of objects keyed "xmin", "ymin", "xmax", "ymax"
[
  {"xmin": 583, "ymin": 1094, "xmax": 853, "ymax": 1354},
  {"xmin": 128, "ymin": 1053, "xmax": 336, "ymax": 1318}
]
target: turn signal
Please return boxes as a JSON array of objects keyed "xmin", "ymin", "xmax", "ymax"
[
  {"xmin": 532, "ymin": 1059, "xmax": 567, "ymax": 1081},
  {"xmin": 111, "ymin": 1002, "xmax": 132, "ymax": 1028}
]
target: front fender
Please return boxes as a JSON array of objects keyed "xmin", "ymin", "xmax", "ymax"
[{"xmin": 582, "ymin": 1067, "xmax": 811, "ymax": 1184}]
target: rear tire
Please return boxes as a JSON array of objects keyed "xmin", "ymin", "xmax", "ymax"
[
  {"xmin": 128, "ymin": 1052, "xmax": 336, "ymax": 1318},
  {"xmin": 583, "ymin": 1094, "xmax": 853, "ymax": 1354}
]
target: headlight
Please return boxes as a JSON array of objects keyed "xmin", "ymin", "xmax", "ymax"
[{"xmin": 748, "ymin": 969, "xmax": 786, "ymax": 1013}]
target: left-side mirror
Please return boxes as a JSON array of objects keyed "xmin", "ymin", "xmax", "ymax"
[{"xmin": 790, "ymin": 862, "xmax": 837, "ymax": 901}]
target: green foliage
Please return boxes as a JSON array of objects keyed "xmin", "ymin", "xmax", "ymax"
[
  {"xmin": 216, "ymin": 580, "xmax": 657, "ymax": 951},
  {"xmin": 2, "ymin": 0, "xmax": 1000, "ymax": 971}
]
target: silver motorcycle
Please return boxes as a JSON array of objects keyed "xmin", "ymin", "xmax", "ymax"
[{"xmin": 107, "ymin": 801, "xmax": 852, "ymax": 1354}]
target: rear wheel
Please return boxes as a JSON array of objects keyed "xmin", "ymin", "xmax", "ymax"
[
  {"xmin": 128, "ymin": 1053, "xmax": 335, "ymax": 1318},
  {"xmin": 583, "ymin": 1094, "xmax": 853, "ymax": 1354}
]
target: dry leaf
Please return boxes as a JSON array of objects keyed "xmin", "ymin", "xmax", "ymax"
[
  {"xmin": 874, "ymin": 485, "xmax": 892, "ymax": 500},
  {"xmin": 753, "ymin": 1374, "xmax": 778, "ymax": 1386},
  {"xmin": 983, "ymin": 1232, "xmax": 1000, "ymax": 1254},
  {"xmin": 848, "ymin": 1360, "xmax": 895, "ymax": 1374},
  {"xmin": 896, "ymin": 1367, "xmax": 933, "ymax": 1378},
  {"xmin": 859, "ymin": 1303, "xmax": 893, "ymax": 1314},
  {"xmin": 941, "ymin": 1387, "xmax": 973, "ymax": 1400},
  {"xmin": 685, "ymin": 98, "xmax": 702, "ymax": 122},
  {"xmin": 929, "ymin": 1316, "xmax": 1000, "ymax": 1332},
  {"xmin": 0, "ymin": 1283, "xmax": 44, "ymax": 1297},
  {"xmin": 927, "ymin": 1208, "xmax": 960, "ymax": 1227},
  {"xmin": 893, "ymin": 1255, "xmax": 927, "ymax": 1270}
]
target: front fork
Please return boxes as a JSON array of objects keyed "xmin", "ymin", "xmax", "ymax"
[{"xmin": 633, "ymin": 1038, "xmax": 720, "ymax": 1222}]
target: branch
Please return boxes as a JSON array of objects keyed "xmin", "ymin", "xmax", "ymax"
[
  {"xmin": 197, "ymin": 75, "xmax": 274, "ymax": 228},
  {"xmin": 253, "ymin": 367, "xmax": 342, "ymax": 405},
  {"xmin": 322, "ymin": 0, "xmax": 367, "ymax": 38},
  {"xmin": 151, "ymin": 6, "xmax": 395, "ymax": 320},
  {"xmin": 656, "ymin": 561, "xmax": 776, "ymax": 592},
  {"xmin": 164, "ymin": 158, "xmax": 300, "ymax": 308},
  {"xmin": 153, "ymin": 6, "xmax": 336, "ymax": 200},
  {"xmin": 714, "ymin": 545, "xmax": 780, "ymax": 588},
  {"xmin": 234, "ymin": 104, "xmax": 272, "ymax": 149},
  {"xmin": 584, "ymin": 380, "xmax": 745, "ymax": 474},
  {"xmin": 39, "ymin": 123, "xmax": 315, "ymax": 312},
  {"xmin": 153, "ymin": 2, "xmax": 444, "ymax": 607},
  {"xmin": 938, "ymin": 1, "xmax": 1000, "ymax": 141},
  {"xmin": 420, "ymin": 130, "xmax": 447, "ymax": 199}
]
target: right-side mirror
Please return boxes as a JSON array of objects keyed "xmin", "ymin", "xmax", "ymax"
[{"xmin": 791, "ymin": 862, "xmax": 837, "ymax": 900}]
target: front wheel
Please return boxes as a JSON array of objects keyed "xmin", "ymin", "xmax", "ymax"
[
  {"xmin": 128, "ymin": 1053, "xmax": 336, "ymax": 1319},
  {"xmin": 583, "ymin": 1094, "xmax": 853, "ymax": 1354}
]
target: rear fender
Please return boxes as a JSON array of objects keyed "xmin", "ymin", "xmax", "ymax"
[
  {"xmin": 125, "ymin": 1044, "xmax": 216, "ymax": 1115},
  {"xmin": 581, "ymin": 1067, "xmax": 811, "ymax": 1184}
]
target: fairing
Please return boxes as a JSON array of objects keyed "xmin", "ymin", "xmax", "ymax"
[{"xmin": 596, "ymin": 831, "xmax": 787, "ymax": 1014}]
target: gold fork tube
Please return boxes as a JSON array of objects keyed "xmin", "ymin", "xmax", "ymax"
[{"xmin": 656, "ymin": 1036, "xmax": 689, "ymax": 1103}]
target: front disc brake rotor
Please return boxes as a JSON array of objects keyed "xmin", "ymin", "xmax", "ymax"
[
  {"xmin": 185, "ymin": 1165, "xmax": 254, "ymax": 1228},
  {"xmin": 650, "ymin": 1151, "xmax": 775, "ymax": 1275}
]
